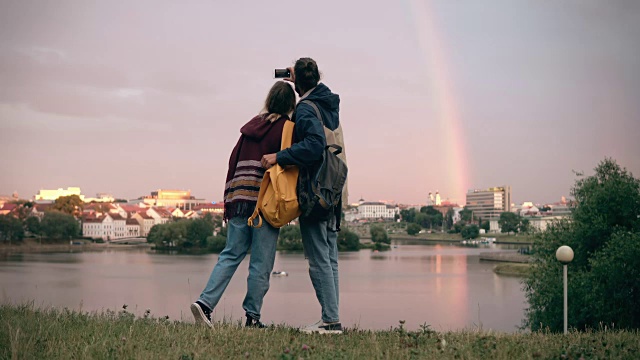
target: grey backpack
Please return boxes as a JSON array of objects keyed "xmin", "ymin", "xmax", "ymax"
[{"xmin": 296, "ymin": 100, "xmax": 348, "ymax": 226}]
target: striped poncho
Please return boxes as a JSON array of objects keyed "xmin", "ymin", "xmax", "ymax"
[{"xmin": 223, "ymin": 114, "xmax": 287, "ymax": 220}]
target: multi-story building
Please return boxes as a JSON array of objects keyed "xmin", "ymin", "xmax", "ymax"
[
  {"xmin": 147, "ymin": 207, "xmax": 172, "ymax": 225},
  {"xmin": 82, "ymin": 214, "xmax": 114, "ymax": 241},
  {"xmin": 465, "ymin": 186, "xmax": 512, "ymax": 220},
  {"xmin": 125, "ymin": 219, "xmax": 141, "ymax": 237},
  {"xmin": 356, "ymin": 201, "xmax": 399, "ymax": 220},
  {"xmin": 137, "ymin": 189, "xmax": 206, "ymax": 210},
  {"xmin": 34, "ymin": 187, "xmax": 85, "ymax": 202},
  {"xmin": 133, "ymin": 213, "xmax": 155, "ymax": 237}
]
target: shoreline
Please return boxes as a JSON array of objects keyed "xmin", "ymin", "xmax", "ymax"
[{"xmin": 0, "ymin": 239, "xmax": 152, "ymax": 256}]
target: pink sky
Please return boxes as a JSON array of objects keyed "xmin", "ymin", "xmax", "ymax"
[{"xmin": 1, "ymin": 0, "xmax": 639, "ymax": 205}]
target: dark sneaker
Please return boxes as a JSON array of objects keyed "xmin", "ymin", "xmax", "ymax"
[
  {"xmin": 190, "ymin": 301, "xmax": 212, "ymax": 328},
  {"xmin": 245, "ymin": 314, "xmax": 268, "ymax": 328},
  {"xmin": 302, "ymin": 320, "xmax": 343, "ymax": 334}
]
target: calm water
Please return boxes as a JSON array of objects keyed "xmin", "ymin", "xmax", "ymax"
[{"xmin": 0, "ymin": 242, "xmax": 527, "ymax": 332}]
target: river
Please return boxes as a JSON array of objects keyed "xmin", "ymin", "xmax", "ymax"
[{"xmin": 0, "ymin": 241, "xmax": 527, "ymax": 332}]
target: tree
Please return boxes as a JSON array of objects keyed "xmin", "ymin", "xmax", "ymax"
[
  {"xmin": 406, "ymin": 223, "xmax": 421, "ymax": 236},
  {"xmin": 480, "ymin": 220, "xmax": 490, "ymax": 233},
  {"xmin": 25, "ymin": 216, "xmax": 42, "ymax": 236},
  {"xmin": 461, "ymin": 224, "xmax": 480, "ymax": 239},
  {"xmin": 0, "ymin": 215, "xmax": 24, "ymax": 243},
  {"xmin": 41, "ymin": 211, "xmax": 79, "ymax": 240},
  {"xmin": 452, "ymin": 220, "xmax": 466, "ymax": 233},
  {"xmin": 518, "ymin": 218, "xmax": 530, "ymax": 234},
  {"xmin": 187, "ymin": 219, "xmax": 214, "ymax": 248},
  {"xmin": 337, "ymin": 229, "xmax": 360, "ymax": 251},
  {"xmin": 207, "ymin": 235, "xmax": 227, "ymax": 253},
  {"xmin": 444, "ymin": 208, "xmax": 455, "ymax": 230},
  {"xmin": 53, "ymin": 195, "xmax": 84, "ymax": 217},
  {"xmin": 370, "ymin": 224, "xmax": 390, "ymax": 244},
  {"xmin": 278, "ymin": 225, "xmax": 303, "ymax": 251},
  {"xmin": 498, "ymin": 212, "xmax": 520, "ymax": 234},
  {"xmin": 459, "ymin": 207, "xmax": 473, "ymax": 223},
  {"xmin": 524, "ymin": 159, "xmax": 640, "ymax": 331},
  {"xmin": 400, "ymin": 208, "xmax": 416, "ymax": 223}
]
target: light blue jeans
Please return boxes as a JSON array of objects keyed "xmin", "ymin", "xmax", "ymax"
[
  {"xmin": 300, "ymin": 216, "xmax": 340, "ymax": 323},
  {"xmin": 198, "ymin": 216, "xmax": 279, "ymax": 320}
]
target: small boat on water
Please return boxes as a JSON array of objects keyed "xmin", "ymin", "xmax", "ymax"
[{"xmin": 272, "ymin": 271, "xmax": 288, "ymax": 277}]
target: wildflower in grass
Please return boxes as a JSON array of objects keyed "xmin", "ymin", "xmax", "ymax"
[
  {"xmin": 283, "ymin": 348, "xmax": 290, "ymax": 354},
  {"xmin": 302, "ymin": 344, "xmax": 309, "ymax": 351}
]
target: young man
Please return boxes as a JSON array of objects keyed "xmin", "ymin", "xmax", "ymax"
[{"xmin": 262, "ymin": 57, "xmax": 346, "ymax": 334}]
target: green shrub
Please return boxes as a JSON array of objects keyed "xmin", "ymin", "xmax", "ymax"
[
  {"xmin": 206, "ymin": 235, "xmax": 227, "ymax": 253},
  {"xmin": 370, "ymin": 224, "xmax": 390, "ymax": 244},
  {"xmin": 461, "ymin": 224, "xmax": 479, "ymax": 239},
  {"xmin": 406, "ymin": 223, "xmax": 421, "ymax": 236},
  {"xmin": 524, "ymin": 158, "xmax": 640, "ymax": 331},
  {"xmin": 337, "ymin": 229, "xmax": 360, "ymax": 251},
  {"xmin": 278, "ymin": 225, "xmax": 303, "ymax": 251}
]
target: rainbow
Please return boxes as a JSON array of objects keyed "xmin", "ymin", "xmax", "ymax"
[{"xmin": 407, "ymin": 0, "xmax": 470, "ymax": 205}]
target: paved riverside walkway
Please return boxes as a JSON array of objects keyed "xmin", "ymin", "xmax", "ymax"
[{"xmin": 479, "ymin": 251, "xmax": 531, "ymax": 263}]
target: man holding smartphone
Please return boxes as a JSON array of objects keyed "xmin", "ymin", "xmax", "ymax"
[{"xmin": 262, "ymin": 57, "xmax": 345, "ymax": 334}]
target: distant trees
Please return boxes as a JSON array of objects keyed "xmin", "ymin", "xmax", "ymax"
[
  {"xmin": 25, "ymin": 216, "xmax": 42, "ymax": 236},
  {"xmin": 480, "ymin": 220, "xmax": 490, "ymax": 233},
  {"xmin": 0, "ymin": 215, "xmax": 25, "ymax": 243},
  {"xmin": 337, "ymin": 229, "xmax": 360, "ymax": 251},
  {"xmin": 406, "ymin": 223, "xmax": 421, "ymax": 236},
  {"xmin": 278, "ymin": 225, "xmax": 303, "ymax": 251},
  {"xmin": 498, "ymin": 212, "xmax": 530, "ymax": 234},
  {"xmin": 525, "ymin": 158, "xmax": 640, "ymax": 331},
  {"xmin": 370, "ymin": 224, "xmax": 390, "ymax": 250},
  {"xmin": 41, "ymin": 211, "xmax": 79, "ymax": 240},
  {"xmin": 461, "ymin": 224, "xmax": 480, "ymax": 239},
  {"xmin": 52, "ymin": 195, "xmax": 84, "ymax": 216}
]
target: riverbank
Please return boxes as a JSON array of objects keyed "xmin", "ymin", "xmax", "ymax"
[
  {"xmin": 0, "ymin": 238, "xmax": 151, "ymax": 255},
  {"xmin": 1, "ymin": 304, "xmax": 637, "ymax": 359}
]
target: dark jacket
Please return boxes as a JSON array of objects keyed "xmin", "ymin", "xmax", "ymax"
[{"xmin": 276, "ymin": 83, "xmax": 340, "ymax": 167}]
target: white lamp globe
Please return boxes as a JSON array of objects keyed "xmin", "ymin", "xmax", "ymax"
[{"xmin": 556, "ymin": 245, "xmax": 574, "ymax": 264}]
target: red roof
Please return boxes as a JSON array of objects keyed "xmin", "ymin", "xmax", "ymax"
[
  {"xmin": 0, "ymin": 203, "xmax": 17, "ymax": 211},
  {"xmin": 194, "ymin": 203, "xmax": 224, "ymax": 211}
]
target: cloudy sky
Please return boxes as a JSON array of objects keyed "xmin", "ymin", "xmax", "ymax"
[{"xmin": 1, "ymin": 0, "xmax": 639, "ymax": 205}]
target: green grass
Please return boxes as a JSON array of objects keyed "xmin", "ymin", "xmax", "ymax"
[
  {"xmin": 2, "ymin": 304, "xmax": 639, "ymax": 359},
  {"xmin": 493, "ymin": 263, "xmax": 531, "ymax": 277}
]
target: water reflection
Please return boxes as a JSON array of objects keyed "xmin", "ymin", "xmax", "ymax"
[{"xmin": 0, "ymin": 244, "xmax": 527, "ymax": 332}]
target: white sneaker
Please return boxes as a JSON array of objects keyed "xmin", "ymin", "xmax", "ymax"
[{"xmin": 301, "ymin": 320, "xmax": 343, "ymax": 334}]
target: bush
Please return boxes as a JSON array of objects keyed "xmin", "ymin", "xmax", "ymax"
[
  {"xmin": 337, "ymin": 229, "xmax": 360, "ymax": 251},
  {"xmin": 370, "ymin": 224, "xmax": 390, "ymax": 244},
  {"xmin": 406, "ymin": 223, "xmax": 421, "ymax": 236},
  {"xmin": 206, "ymin": 235, "xmax": 227, "ymax": 253},
  {"xmin": 461, "ymin": 224, "xmax": 480, "ymax": 239},
  {"xmin": 0, "ymin": 215, "xmax": 24, "ymax": 243},
  {"xmin": 41, "ymin": 211, "xmax": 79, "ymax": 240},
  {"xmin": 278, "ymin": 225, "xmax": 303, "ymax": 251},
  {"xmin": 524, "ymin": 159, "xmax": 640, "ymax": 331}
]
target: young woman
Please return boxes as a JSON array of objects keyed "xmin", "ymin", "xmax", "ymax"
[{"xmin": 191, "ymin": 81, "xmax": 296, "ymax": 328}]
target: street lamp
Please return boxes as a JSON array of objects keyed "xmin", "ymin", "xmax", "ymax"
[{"xmin": 556, "ymin": 245, "xmax": 574, "ymax": 334}]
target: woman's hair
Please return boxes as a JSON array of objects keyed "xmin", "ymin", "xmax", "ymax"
[
  {"xmin": 294, "ymin": 57, "xmax": 321, "ymax": 94},
  {"xmin": 263, "ymin": 81, "xmax": 296, "ymax": 122}
]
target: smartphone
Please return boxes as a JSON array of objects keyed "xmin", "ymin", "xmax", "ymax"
[{"xmin": 274, "ymin": 68, "xmax": 290, "ymax": 78}]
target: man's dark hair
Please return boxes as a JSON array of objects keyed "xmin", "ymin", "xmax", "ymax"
[
  {"xmin": 265, "ymin": 81, "xmax": 296, "ymax": 116},
  {"xmin": 294, "ymin": 57, "xmax": 321, "ymax": 94}
]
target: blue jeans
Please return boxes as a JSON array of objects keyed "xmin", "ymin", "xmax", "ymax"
[
  {"xmin": 300, "ymin": 216, "xmax": 340, "ymax": 323},
  {"xmin": 198, "ymin": 216, "xmax": 279, "ymax": 320}
]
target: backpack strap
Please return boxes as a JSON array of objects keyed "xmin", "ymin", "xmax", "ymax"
[
  {"xmin": 248, "ymin": 120, "xmax": 295, "ymax": 228},
  {"xmin": 300, "ymin": 100, "xmax": 324, "ymax": 125}
]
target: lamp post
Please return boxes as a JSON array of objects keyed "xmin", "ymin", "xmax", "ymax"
[{"xmin": 556, "ymin": 245, "xmax": 574, "ymax": 334}]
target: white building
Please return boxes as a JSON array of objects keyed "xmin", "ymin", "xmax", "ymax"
[
  {"xmin": 82, "ymin": 214, "xmax": 114, "ymax": 241},
  {"xmin": 353, "ymin": 201, "xmax": 399, "ymax": 220},
  {"xmin": 147, "ymin": 207, "xmax": 172, "ymax": 225},
  {"xmin": 34, "ymin": 187, "xmax": 85, "ymax": 202},
  {"xmin": 125, "ymin": 218, "xmax": 141, "ymax": 237},
  {"xmin": 133, "ymin": 213, "xmax": 155, "ymax": 237},
  {"xmin": 110, "ymin": 213, "xmax": 126, "ymax": 239}
]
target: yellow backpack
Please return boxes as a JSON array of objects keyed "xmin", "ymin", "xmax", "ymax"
[{"xmin": 248, "ymin": 120, "xmax": 301, "ymax": 228}]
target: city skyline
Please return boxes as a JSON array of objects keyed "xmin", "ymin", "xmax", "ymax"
[{"xmin": 1, "ymin": 1, "xmax": 639, "ymax": 205}]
